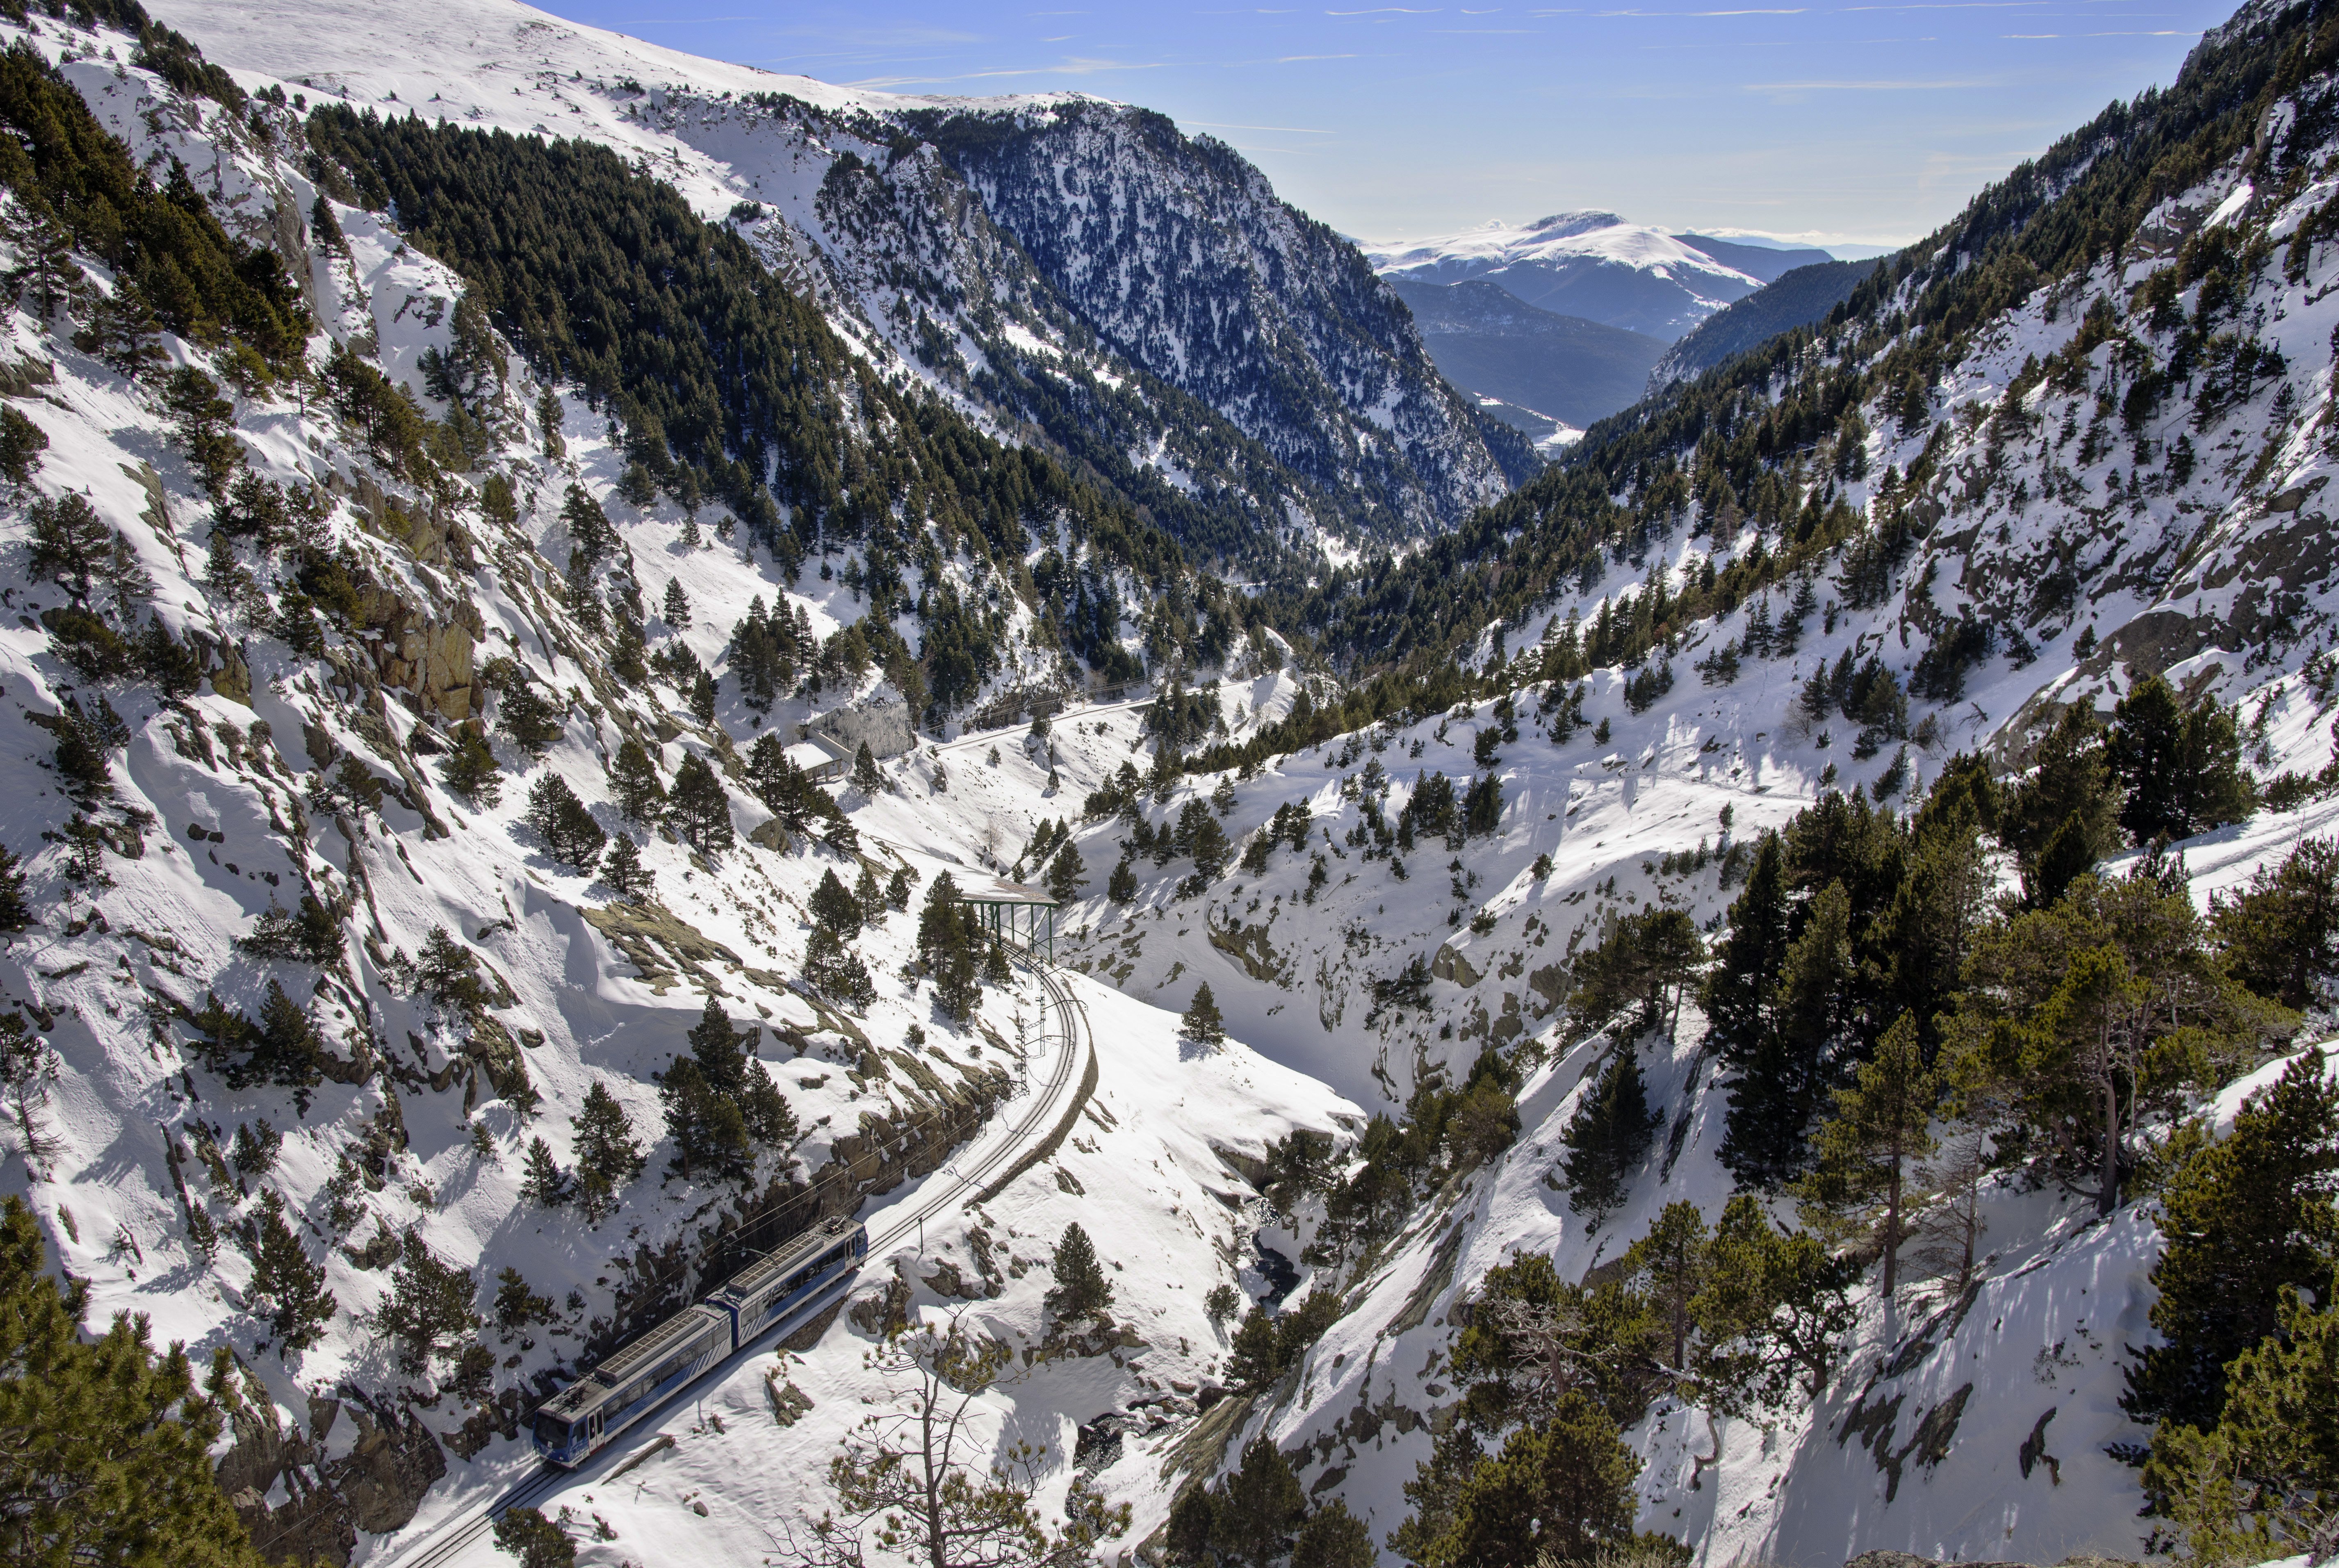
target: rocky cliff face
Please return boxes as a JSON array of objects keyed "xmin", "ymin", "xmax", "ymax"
[
  {"xmin": 915, "ymin": 101, "xmax": 1538, "ymax": 538},
  {"xmin": 629, "ymin": 84, "xmax": 1535, "ymax": 566}
]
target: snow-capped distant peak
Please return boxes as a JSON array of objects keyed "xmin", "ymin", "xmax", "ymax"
[{"xmin": 1362, "ymin": 211, "xmax": 1767, "ymax": 340}]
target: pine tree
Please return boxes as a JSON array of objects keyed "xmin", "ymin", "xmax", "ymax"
[
  {"xmin": 570, "ymin": 1080, "xmax": 645, "ymax": 1221},
  {"xmin": 886, "ymin": 866, "xmax": 915, "ymax": 911},
  {"xmin": 805, "ymin": 925, "xmax": 876, "ymax": 1010},
  {"xmin": 1690, "ymin": 1195, "xmax": 1858, "ymax": 1416},
  {"xmin": 743, "ymin": 733, "xmax": 805, "ymax": 829},
  {"xmin": 2142, "ymin": 1279, "xmax": 2339, "ymax": 1564},
  {"xmin": 491, "ymin": 1504, "xmax": 577, "ymax": 1568},
  {"xmin": 1291, "ymin": 1499, "xmax": 1373, "ymax": 1568},
  {"xmin": 242, "ymin": 1189, "xmax": 336, "ymax": 1353},
  {"xmin": 1559, "ymin": 1045, "xmax": 1662, "ymax": 1229},
  {"xmin": 809, "ymin": 869, "xmax": 862, "ymax": 935},
  {"xmin": 1721, "ymin": 880, "xmax": 1852, "ymax": 1189},
  {"xmin": 599, "ymin": 834, "xmax": 652, "ymax": 899},
  {"xmin": 687, "ymin": 994, "xmax": 749, "ymax": 1096},
  {"xmin": 443, "ymin": 721, "xmax": 502, "ymax": 807},
  {"xmin": 1108, "ymin": 858, "xmax": 1137, "ymax": 903},
  {"xmin": 1798, "ymin": 1011, "xmax": 1937, "ymax": 1297},
  {"xmin": 2003, "ymin": 704, "xmax": 2124, "ymax": 875},
  {"xmin": 854, "ymin": 862, "xmax": 885, "ymax": 919},
  {"xmin": 1407, "ymin": 1393, "xmax": 1638, "ymax": 1568},
  {"xmin": 494, "ymin": 677, "xmax": 565, "ymax": 762},
  {"xmin": 2, "ymin": 205, "xmax": 84, "ymax": 324},
  {"xmin": 1046, "ymin": 843, "xmax": 1086, "ymax": 903},
  {"xmin": 524, "ymin": 773, "xmax": 606, "ymax": 868},
  {"xmin": 1190, "ymin": 814, "xmax": 1231, "ymax": 880},
  {"xmin": 161, "ymin": 367, "xmax": 242, "ymax": 503},
  {"xmin": 27, "ymin": 493, "xmax": 116, "ymax": 606},
  {"xmin": 605, "ymin": 738, "xmax": 665, "ymax": 825},
  {"xmin": 1045, "ymin": 1222, "xmax": 1114, "ymax": 1324},
  {"xmin": 1180, "ymin": 983, "xmax": 1225, "ymax": 1046},
  {"xmin": 518, "ymin": 1137, "xmax": 570, "ymax": 1208},
  {"xmin": 247, "ymin": 981, "xmax": 326, "ymax": 1095},
  {"xmin": 2111, "ymin": 675, "xmax": 2253, "ymax": 843},
  {"xmin": 688, "ymin": 669, "xmax": 717, "ymax": 725},
  {"xmin": 376, "ymin": 1231, "xmax": 480, "ymax": 1377},
  {"xmin": 228, "ymin": 1120, "xmax": 280, "ymax": 1179},
  {"xmin": 2215, "ymin": 836, "xmax": 2339, "ymax": 1008},
  {"xmin": 0, "ymin": 1011, "xmax": 59, "ymax": 1167},
  {"xmin": 0, "ymin": 404, "xmax": 48, "ymax": 490},
  {"xmin": 666, "ymin": 754, "xmax": 734, "ymax": 855},
  {"xmin": 536, "ymin": 385, "xmax": 565, "ymax": 458},
  {"xmin": 661, "ymin": 578, "xmax": 691, "ymax": 629},
  {"xmin": 851, "ymin": 741, "xmax": 882, "ymax": 795},
  {"xmin": 1211, "ymin": 1438, "xmax": 1306, "ymax": 1568},
  {"xmin": 2127, "ymin": 1048, "xmax": 2339, "ymax": 1431},
  {"xmin": 657, "ymin": 1054, "xmax": 747, "ymax": 1181},
  {"xmin": 2109, "ymin": 675, "xmax": 2186, "ymax": 843},
  {"xmin": 737, "ymin": 1058, "xmax": 798, "ymax": 1149},
  {"xmin": 919, "ymin": 874, "xmax": 980, "ymax": 1021},
  {"xmin": 1625, "ymin": 1201, "xmax": 1711, "ymax": 1370},
  {"xmin": 0, "ymin": 1196, "xmax": 268, "ymax": 1566},
  {"xmin": 1703, "ymin": 832, "xmax": 1790, "ymax": 1063}
]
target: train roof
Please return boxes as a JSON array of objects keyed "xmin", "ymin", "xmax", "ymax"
[
  {"xmin": 711, "ymin": 1219, "xmax": 856, "ymax": 1302},
  {"xmin": 590, "ymin": 1302, "xmax": 729, "ymax": 1386}
]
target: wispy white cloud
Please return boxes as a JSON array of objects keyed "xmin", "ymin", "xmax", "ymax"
[
  {"xmin": 846, "ymin": 55, "xmax": 1169, "ymax": 87},
  {"xmin": 1182, "ymin": 119, "xmax": 1337, "ymax": 131},
  {"xmin": 1746, "ymin": 74, "xmax": 1995, "ymax": 87}
]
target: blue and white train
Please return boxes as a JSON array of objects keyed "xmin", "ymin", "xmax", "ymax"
[{"xmin": 530, "ymin": 1217, "xmax": 869, "ymax": 1466}]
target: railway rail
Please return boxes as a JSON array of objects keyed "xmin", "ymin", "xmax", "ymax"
[{"xmin": 371, "ymin": 957, "xmax": 1094, "ymax": 1568}]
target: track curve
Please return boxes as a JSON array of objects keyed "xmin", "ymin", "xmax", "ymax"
[{"xmin": 371, "ymin": 956, "xmax": 1094, "ymax": 1568}]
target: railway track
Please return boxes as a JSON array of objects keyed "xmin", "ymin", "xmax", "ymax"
[{"xmin": 372, "ymin": 957, "xmax": 1094, "ymax": 1568}]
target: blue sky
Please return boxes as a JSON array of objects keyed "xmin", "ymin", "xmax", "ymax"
[{"xmin": 531, "ymin": 0, "xmax": 2235, "ymax": 248}]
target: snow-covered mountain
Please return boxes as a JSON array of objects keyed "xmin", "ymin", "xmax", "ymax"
[
  {"xmin": 147, "ymin": 0, "xmax": 1533, "ymax": 564},
  {"xmin": 1364, "ymin": 214, "xmax": 1819, "ymax": 342},
  {"xmin": 5, "ymin": 0, "xmax": 2339, "ymax": 1566}
]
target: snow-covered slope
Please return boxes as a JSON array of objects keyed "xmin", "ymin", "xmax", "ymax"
[
  {"xmin": 7, "ymin": 0, "xmax": 2339, "ymax": 1565},
  {"xmin": 0, "ymin": 11, "xmax": 1358, "ymax": 1564},
  {"xmin": 150, "ymin": 0, "xmax": 1533, "ymax": 559}
]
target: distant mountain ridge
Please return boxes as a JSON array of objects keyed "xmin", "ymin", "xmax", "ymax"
[
  {"xmin": 1363, "ymin": 212, "xmax": 1824, "ymax": 341},
  {"xmin": 1387, "ymin": 278, "xmax": 1668, "ymax": 439}
]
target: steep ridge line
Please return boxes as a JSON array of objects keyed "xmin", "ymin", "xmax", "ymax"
[{"xmin": 374, "ymin": 955, "xmax": 1092, "ymax": 1568}]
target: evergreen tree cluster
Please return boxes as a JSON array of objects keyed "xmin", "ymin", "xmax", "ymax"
[
  {"xmin": 914, "ymin": 872, "xmax": 1008, "ymax": 1021},
  {"xmin": 303, "ymin": 106, "xmax": 1259, "ymax": 720},
  {"xmin": 1383, "ymin": 1197, "xmax": 1853, "ymax": 1568},
  {"xmin": 655, "ymin": 996, "xmax": 797, "ymax": 1183},
  {"xmin": 0, "ymin": 1194, "xmax": 269, "ymax": 1566},
  {"xmin": 0, "ymin": 40, "xmax": 306, "ymax": 378},
  {"xmin": 1166, "ymin": 1436, "xmax": 1375, "ymax": 1568},
  {"xmin": 1301, "ymin": 1053, "xmax": 1520, "ymax": 1273}
]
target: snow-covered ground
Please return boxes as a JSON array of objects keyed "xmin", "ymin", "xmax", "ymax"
[{"xmin": 6, "ymin": 1, "xmax": 2339, "ymax": 1564}]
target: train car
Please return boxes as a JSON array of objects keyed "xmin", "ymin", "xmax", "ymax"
[
  {"xmin": 531, "ymin": 1304, "xmax": 731, "ymax": 1466},
  {"xmin": 708, "ymin": 1216, "xmax": 868, "ymax": 1342},
  {"xmin": 530, "ymin": 1219, "xmax": 869, "ymax": 1468}
]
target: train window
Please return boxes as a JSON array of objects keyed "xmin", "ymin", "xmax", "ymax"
[{"xmin": 533, "ymin": 1413, "xmax": 574, "ymax": 1449}]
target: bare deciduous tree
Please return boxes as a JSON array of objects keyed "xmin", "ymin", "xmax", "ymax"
[{"xmin": 778, "ymin": 1310, "xmax": 1128, "ymax": 1568}]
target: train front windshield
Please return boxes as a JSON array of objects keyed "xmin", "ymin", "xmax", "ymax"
[{"xmin": 533, "ymin": 1412, "xmax": 578, "ymax": 1455}]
